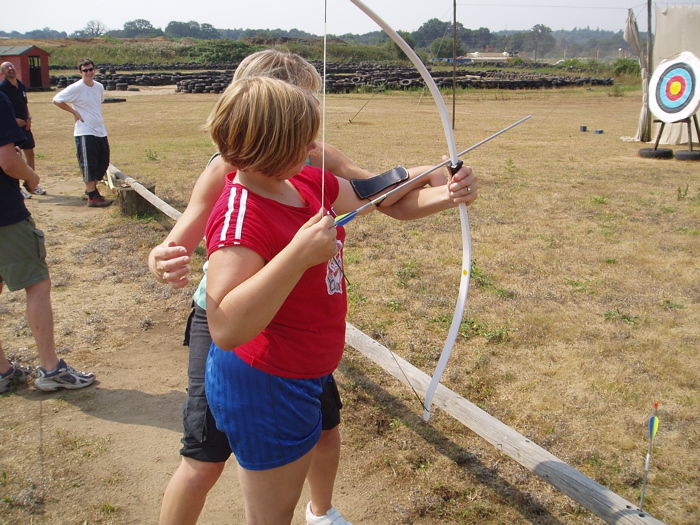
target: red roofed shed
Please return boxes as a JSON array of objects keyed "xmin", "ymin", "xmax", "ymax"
[{"xmin": 0, "ymin": 45, "xmax": 51, "ymax": 90}]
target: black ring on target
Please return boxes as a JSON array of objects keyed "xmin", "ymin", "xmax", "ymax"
[{"xmin": 655, "ymin": 63, "xmax": 695, "ymax": 115}]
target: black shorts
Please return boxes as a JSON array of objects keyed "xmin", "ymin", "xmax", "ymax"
[
  {"xmin": 75, "ymin": 135, "xmax": 110, "ymax": 183},
  {"xmin": 19, "ymin": 127, "xmax": 35, "ymax": 150},
  {"xmin": 180, "ymin": 303, "xmax": 342, "ymax": 463}
]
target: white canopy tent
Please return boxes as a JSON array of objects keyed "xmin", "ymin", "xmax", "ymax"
[{"xmin": 648, "ymin": 5, "xmax": 700, "ymax": 145}]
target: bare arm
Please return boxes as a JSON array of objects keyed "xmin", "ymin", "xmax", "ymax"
[
  {"xmin": 206, "ymin": 213, "xmax": 338, "ymax": 350},
  {"xmin": 333, "ymin": 162, "xmax": 476, "ymax": 222},
  {"xmin": 148, "ymin": 155, "xmax": 231, "ymax": 287},
  {"xmin": 0, "ymin": 143, "xmax": 39, "ymax": 192},
  {"xmin": 380, "ymin": 163, "xmax": 478, "ymax": 220},
  {"xmin": 308, "ymin": 142, "xmax": 446, "ymax": 188},
  {"xmin": 53, "ymin": 101, "xmax": 82, "ymax": 122},
  {"xmin": 310, "ymin": 143, "xmax": 475, "ymax": 217}
]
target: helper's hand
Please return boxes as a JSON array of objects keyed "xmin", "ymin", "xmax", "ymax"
[{"xmin": 149, "ymin": 241, "xmax": 192, "ymax": 289}]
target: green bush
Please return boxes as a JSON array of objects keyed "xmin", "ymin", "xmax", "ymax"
[
  {"xmin": 609, "ymin": 58, "xmax": 641, "ymax": 77},
  {"xmin": 184, "ymin": 40, "xmax": 258, "ymax": 63}
]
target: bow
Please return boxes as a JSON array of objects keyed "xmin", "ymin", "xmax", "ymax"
[{"xmin": 349, "ymin": 0, "xmax": 471, "ymax": 422}]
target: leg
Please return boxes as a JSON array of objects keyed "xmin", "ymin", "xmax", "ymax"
[
  {"xmin": 307, "ymin": 426, "xmax": 341, "ymax": 516},
  {"xmin": 238, "ymin": 449, "xmax": 314, "ymax": 525},
  {"xmin": 160, "ymin": 304, "xmax": 232, "ymax": 524},
  {"xmin": 25, "ymin": 278, "xmax": 59, "ymax": 372},
  {"xmin": 76, "ymin": 136, "xmax": 98, "ymax": 193},
  {"xmin": 306, "ymin": 375, "xmax": 344, "ymax": 517},
  {"xmin": 159, "ymin": 457, "xmax": 225, "ymax": 525},
  {"xmin": 0, "ymin": 282, "xmax": 7, "ymax": 375},
  {"xmin": 22, "ymin": 148, "xmax": 36, "ymax": 171}
]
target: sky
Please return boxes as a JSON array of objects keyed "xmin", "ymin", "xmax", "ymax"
[{"xmin": 2, "ymin": 1, "xmax": 696, "ymax": 36}]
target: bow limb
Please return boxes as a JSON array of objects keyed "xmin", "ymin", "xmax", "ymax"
[{"xmin": 348, "ymin": 0, "xmax": 472, "ymax": 422}]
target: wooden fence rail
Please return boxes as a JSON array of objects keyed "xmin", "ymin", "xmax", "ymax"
[
  {"xmin": 108, "ymin": 164, "xmax": 183, "ymax": 220},
  {"xmin": 110, "ymin": 165, "xmax": 665, "ymax": 525}
]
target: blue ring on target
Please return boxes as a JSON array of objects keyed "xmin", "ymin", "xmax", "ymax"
[{"xmin": 656, "ymin": 64, "xmax": 694, "ymax": 113}]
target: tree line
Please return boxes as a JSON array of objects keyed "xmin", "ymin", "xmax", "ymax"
[{"xmin": 1, "ymin": 18, "xmax": 643, "ymax": 60}]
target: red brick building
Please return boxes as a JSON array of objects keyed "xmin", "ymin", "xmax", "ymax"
[{"xmin": 0, "ymin": 45, "xmax": 51, "ymax": 90}]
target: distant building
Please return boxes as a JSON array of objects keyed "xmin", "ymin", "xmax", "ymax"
[
  {"xmin": 0, "ymin": 45, "xmax": 51, "ymax": 90},
  {"xmin": 430, "ymin": 57, "xmax": 472, "ymax": 65},
  {"xmin": 465, "ymin": 51, "xmax": 515, "ymax": 63}
]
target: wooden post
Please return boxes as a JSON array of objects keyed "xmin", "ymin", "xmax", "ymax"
[
  {"xmin": 116, "ymin": 183, "xmax": 156, "ymax": 216},
  {"xmin": 107, "ymin": 164, "xmax": 182, "ymax": 220}
]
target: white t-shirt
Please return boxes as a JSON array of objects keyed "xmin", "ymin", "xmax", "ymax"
[{"xmin": 53, "ymin": 79, "xmax": 108, "ymax": 137}]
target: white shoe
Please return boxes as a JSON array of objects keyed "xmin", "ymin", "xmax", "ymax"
[
  {"xmin": 20, "ymin": 188, "xmax": 32, "ymax": 199},
  {"xmin": 306, "ymin": 502, "xmax": 352, "ymax": 525},
  {"xmin": 34, "ymin": 186, "xmax": 47, "ymax": 195}
]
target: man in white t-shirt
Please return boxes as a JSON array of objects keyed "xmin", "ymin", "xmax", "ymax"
[{"xmin": 53, "ymin": 58, "xmax": 112, "ymax": 208}]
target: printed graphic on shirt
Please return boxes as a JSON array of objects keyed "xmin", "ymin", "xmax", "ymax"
[{"xmin": 326, "ymin": 240, "xmax": 344, "ymax": 295}]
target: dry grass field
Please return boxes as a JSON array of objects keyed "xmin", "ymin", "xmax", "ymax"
[{"xmin": 0, "ymin": 84, "xmax": 698, "ymax": 524}]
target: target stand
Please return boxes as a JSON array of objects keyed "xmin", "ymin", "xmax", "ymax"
[
  {"xmin": 650, "ymin": 115, "xmax": 700, "ymax": 160},
  {"xmin": 640, "ymin": 51, "xmax": 700, "ymax": 160}
]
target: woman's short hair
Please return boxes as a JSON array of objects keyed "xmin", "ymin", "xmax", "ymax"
[{"xmin": 204, "ymin": 76, "xmax": 320, "ymax": 176}]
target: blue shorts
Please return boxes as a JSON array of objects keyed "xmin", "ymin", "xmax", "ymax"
[
  {"xmin": 206, "ymin": 343, "xmax": 328, "ymax": 471},
  {"xmin": 180, "ymin": 304, "xmax": 342, "ymax": 463}
]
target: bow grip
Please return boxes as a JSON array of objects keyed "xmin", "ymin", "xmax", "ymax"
[{"xmin": 446, "ymin": 160, "xmax": 463, "ymax": 178}]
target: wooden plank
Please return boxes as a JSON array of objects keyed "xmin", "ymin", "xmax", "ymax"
[
  {"xmin": 107, "ymin": 164, "xmax": 182, "ymax": 220},
  {"xmin": 344, "ymin": 323, "xmax": 665, "ymax": 525}
]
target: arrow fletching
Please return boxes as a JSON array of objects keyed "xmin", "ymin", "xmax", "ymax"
[
  {"xmin": 649, "ymin": 401, "xmax": 659, "ymax": 440},
  {"xmin": 334, "ymin": 210, "xmax": 357, "ymax": 227}
]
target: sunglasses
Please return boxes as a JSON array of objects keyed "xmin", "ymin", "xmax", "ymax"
[{"xmin": 80, "ymin": 67, "xmax": 95, "ymax": 73}]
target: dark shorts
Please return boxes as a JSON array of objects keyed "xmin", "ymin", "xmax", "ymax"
[
  {"xmin": 180, "ymin": 304, "xmax": 342, "ymax": 464},
  {"xmin": 75, "ymin": 135, "xmax": 110, "ymax": 183},
  {"xmin": 0, "ymin": 218, "xmax": 49, "ymax": 291},
  {"xmin": 19, "ymin": 127, "xmax": 35, "ymax": 150}
]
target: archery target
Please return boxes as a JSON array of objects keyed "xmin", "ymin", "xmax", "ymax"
[{"xmin": 649, "ymin": 51, "xmax": 700, "ymax": 123}]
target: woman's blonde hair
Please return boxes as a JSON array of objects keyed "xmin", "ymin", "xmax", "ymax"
[
  {"xmin": 233, "ymin": 49, "xmax": 322, "ymax": 93},
  {"xmin": 204, "ymin": 76, "xmax": 320, "ymax": 176}
]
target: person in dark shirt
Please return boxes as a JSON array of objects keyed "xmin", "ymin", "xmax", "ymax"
[
  {"xmin": 0, "ymin": 61, "xmax": 45, "ymax": 197},
  {"xmin": 0, "ymin": 91, "xmax": 95, "ymax": 394}
]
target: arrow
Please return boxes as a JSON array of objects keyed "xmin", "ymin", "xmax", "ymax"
[
  {"xmin": 334, "ymin": 115, "xmax": 532, "ymax": 227},
  {"xmin": 639, "ymin": 400, "xmax": 659, "ymax": 512}
]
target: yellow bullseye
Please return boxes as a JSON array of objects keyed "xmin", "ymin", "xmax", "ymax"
[{"xmin": 669, "ymin": 80, "xmax": 683, "ymax": 96}]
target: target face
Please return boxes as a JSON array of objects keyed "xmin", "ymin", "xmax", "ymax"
[{"xmin": 650, "ymin": 51, "xmax": 700, "ymax": 122}]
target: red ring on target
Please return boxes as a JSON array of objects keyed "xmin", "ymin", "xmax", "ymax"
[{"xmin": 665, "ymin": 75, "xmax": 686, "ymax": 101}]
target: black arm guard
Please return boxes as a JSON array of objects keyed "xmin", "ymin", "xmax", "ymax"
[{"xmin": 350, "ymin": 166, "xmax": 409, "ymax": 200}]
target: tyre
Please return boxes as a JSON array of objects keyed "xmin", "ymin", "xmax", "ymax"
[
  {"xmin": 674, "ymin": 150, "xmax": 700, "ymax": 161},
  {"xmin": 638, "ymin": 148, "xmax": 674, "ymax": 159}
]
